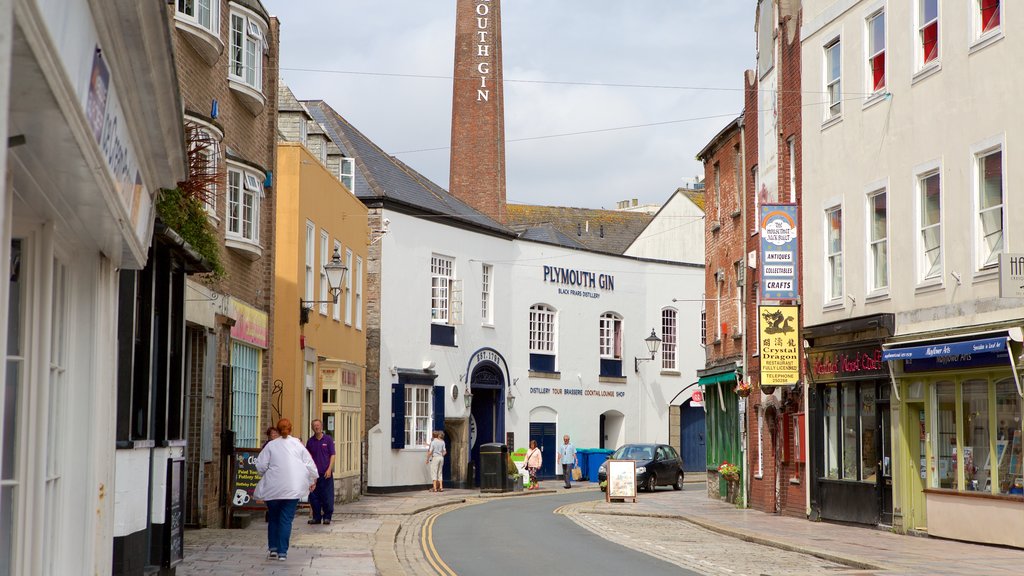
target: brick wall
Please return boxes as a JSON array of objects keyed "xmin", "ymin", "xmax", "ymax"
[
  {"xmin": 171, "ymin": 1, "xmax": 280, "ymax": 527},
  {"xmin": 449, "ymin": 0, "xmax": 507, "ymax": 223},
  {"xmin": 362, "ymin": 208, "xmax": 383, "ymax": 493}
]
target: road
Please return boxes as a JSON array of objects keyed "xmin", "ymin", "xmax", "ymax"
[{"xmin": 429, "ymin": 489, "xmax": 700, "ymax": 576}]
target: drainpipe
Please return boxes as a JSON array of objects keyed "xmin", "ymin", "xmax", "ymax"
[{"xmin": 738, "ymin": 113, "xmax": 749, "ymax": 508}]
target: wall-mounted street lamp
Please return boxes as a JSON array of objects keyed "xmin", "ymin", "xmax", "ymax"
[
  {"xmin": 634, "ymin": 329, "xmax": 663, "ymax": 373},
  {"xmin": 299, "ymin": 248, "xmax": 349, "ymax": 325},
  {"xmin": 463, "ymin": 383, "xmax": 473, "ymax": 409},
  {"xmin": 506, "ymin": 378, "xmax": 518, "ymax": 411}
]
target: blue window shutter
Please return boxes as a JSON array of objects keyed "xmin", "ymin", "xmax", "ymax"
[
  {"xmin": 433, "ymin": 385, "xmax": 445, "ymax": 434},
  {"xmin": 391, "ymin": 383, "xmax": 404, "ymax": 449}
]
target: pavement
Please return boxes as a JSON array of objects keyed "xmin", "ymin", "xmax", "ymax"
[{"xmin": 179, "ymin": 478, "xmax": 1024, "ymax": 576}]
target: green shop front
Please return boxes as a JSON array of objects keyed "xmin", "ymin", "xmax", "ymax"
[
  {"xmin": 699, "ymin": 365, "xmax": 744, "ymax": 503},
  {"xmin": 883, "ymin": 328, "xmax": 1024, "ymax": 548}
]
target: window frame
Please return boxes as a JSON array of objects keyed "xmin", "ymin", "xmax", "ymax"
[
  {"xmin": 430, "ymin": 255, "xmax": 454, "ymax": 325},
  {"xmin": 332, "ymin": 240, "xmax": 342, "ymax": 321},
  {"xmin": 481, "ymin": 263, "xmax": 494, "ymax": 326},
  {"xmin": 824, "ymin": 204, "xmax": 844, "ymax": 305},
  {"xmin": 176, "ymin": 0, "xmax": 219, "ymax": 34},
  {"xmin": 340, "ymin": 157, "xmax": 355, "ymax": 192},
  {"xmin": 304, "ymin": 221, "xmax": 315, "ymax": 304},
  {"xmin": 228, "ymin": 7, "xmax": 266, "ymax": 93},
  {"xmin": 971, "ymin": 137, "xmax": 1006, "ymax": 272},
  {"xmin": 355, "ymin": 256, "xmax": 364, "ymax": 329},
  {"xmin": 319, "ymin": 230, "xmax": 329, "ymax": 315},
  {"xmin": 529, "ymin": 304, "xmax": 557, "ymax": 354},
  {"xmin": 917, "ymin": 0, "xmax": 940, "ymax": 69},
  {"xmin": 344, "ymin": 248, "xmax": 354, "ymax": 326},
  {"xmin": 226, "ymin": 163, "xmax": 262, "ymax": 245},
  {"xmin": 661, "ymin": 307, "xmax": 678, "ymax": 371},
  {"xmin": 599, "ymin": 313, "xmax": 623, "ymax": 360},
  {"xmin": 866, "ymin": 185, "xmax": 889, "ymax": 295},
  {"xmin": 403, "ymin": 385, "xmax": 433, "ymax": 449},
  {"xmin": 865, "ymin": 8, "xmax": 886, "ymax": 94},
  {"xmin": 824, "ymin": 36, "xmax": 843, "ymax": 122},
  {"xmin": 713, "ymin": 162, "xmax": 721, "ymax": 221},
  {"xmin": 974, "ymin": 0, "xmax": 1002, "ymax": 40},
  {"xmin": 915, "ymin": 161, "xmax": 943, "ymax": 285}
]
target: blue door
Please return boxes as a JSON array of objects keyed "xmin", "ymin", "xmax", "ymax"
[
  {"xmin": 529, "ymin": 422, "xmax": 557, "ymax": 478},
  {"xmin": 679, "ymin": 399, "xmax": 706, "ymax": 473}
]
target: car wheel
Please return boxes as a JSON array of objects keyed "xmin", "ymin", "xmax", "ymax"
[
  {"xmin": 673, "ymin": 472, "xmax": 684, "ymax": 490},
  {"xmin": 646, "ymin": 473, "xmax": 657, "ymax": 492}
]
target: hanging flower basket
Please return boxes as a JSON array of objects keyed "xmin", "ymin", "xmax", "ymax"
[
  {"xmin": 735, "ymin": 382, "xmax": 752, "ymax": 398},
  {"xmin": 718, "ymin": 461, "xmax": 741, "ymax": 483}
]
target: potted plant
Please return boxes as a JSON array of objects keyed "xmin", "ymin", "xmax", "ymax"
[
  {"xmin": 718, "ymin": 460, "xmax": 741, "ymax": 503},
  {"xmin": 735, "ymin": 381, "xmax": 752, "ymax": 398}
]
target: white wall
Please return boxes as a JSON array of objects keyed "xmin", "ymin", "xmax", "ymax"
[
  {"xmin": 624, "ymin": 190, "xmax": 705, "ymax": 264},
  {"xmin": 801, "ymin": 1, "xmax": 1024, "ymax": 334},
  {"xmin": 369, "ymin": 209, "xmax": 705, "ymax": 487}
]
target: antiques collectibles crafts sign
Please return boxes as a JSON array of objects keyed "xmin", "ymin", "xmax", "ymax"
[
  {"xmin": 758, "ymin": 305, "xmax": 800, "ymax": 386},
  {"xmin": 760, "ymin": 204, "xmax": 799, "ymax": 300}
]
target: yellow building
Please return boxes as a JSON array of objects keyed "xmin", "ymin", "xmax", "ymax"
[{"xmin": 272, "ymin": 131, "xmax": 368, "ymax": 503}]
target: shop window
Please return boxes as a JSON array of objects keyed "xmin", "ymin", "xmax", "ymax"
[
  {"xmin": 861, "ymin": 388, "xmax": 878, "ymax": 481},
  {"xmin": 824, "ymin": 386, "xmax": 840, "ymax": 479},
  {"xmin": 995, "ymin": 379, "xmax": 1022, "ymax": 495},
  {"xmin": 842, "ymin": 382, "xmax": 858, "ymax": 479},
  {"xmin": 823, "ymin": 383, "xmax": 877, "ymax": 482},
  {"xmin": 231, "ymin": 342, "xmax": 261, "ymax": 448},
  {"xmin": 934, "ymin": 381, "xmax": 957, "ymax": 489},
  {"xmin": 962, "ymin": 379, "xmax": 990, "ymax": 491}
]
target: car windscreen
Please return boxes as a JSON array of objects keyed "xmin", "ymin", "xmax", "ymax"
[{"xmin": 612, "ymin": 445, "xmax": 653, "ymax": 460}]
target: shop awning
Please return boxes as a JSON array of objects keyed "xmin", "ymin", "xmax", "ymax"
[
  {"xmin": 697, "ymin": 372, "xmax": 737, "ymax": 386},
  {"xmin": 881, "ymin": 336, "xmax": 1007, "ymax": 361}
]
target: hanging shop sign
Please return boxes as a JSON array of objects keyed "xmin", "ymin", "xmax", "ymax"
[
  {"xmin": 999, "ymin": 253, "xmax": 1024, "ymax": 298},
  {"xmin": 229, "ymin": 297, "xmax": 269, "ymax": 349},
  {"xmin": 690, "ymin": 388, "xmax": 704, "ymax": 407},
  {"xmin": 759, "ymin": 204, "xmax": 799, "ymax": 300},
  {"xmin": 808, "ymin": 345, "xmax": 888, "ymax": 381},
  {"xmin": 883, "ymin": 336, "xmax": 1011, "ymax": 373},
  {"xmin": 758, "ymin": 305, "xmax": 800, "ymax": 386}
]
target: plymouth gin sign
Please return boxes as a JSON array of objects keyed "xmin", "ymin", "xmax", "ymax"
[{"xmin": 760, "ymin": 204, "xmax": 799, "ymax": 300}]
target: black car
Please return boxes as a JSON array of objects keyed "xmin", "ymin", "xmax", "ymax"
[{"xmin": 597, "ymin": 443, "xmax": 685, "ymax": 492}]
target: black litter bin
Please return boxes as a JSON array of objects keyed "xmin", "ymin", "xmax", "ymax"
[{"xmin": 479, "ymin": 443, "xmax": 509, "ymax": 492}]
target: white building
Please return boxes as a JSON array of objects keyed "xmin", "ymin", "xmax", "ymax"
[
  {"xmin": 308, "ymin": 101, "xmax": 705, "ymax": 489},
  {"xmin": 802, "ymin": 0, "xmax": 1023, "ymax": 547},
  {"xmin": 1, "ymin": 0, "xmax": 185, "ymax": 574},
  {"xmin": 624, "ymin": 187, "xmax": 706, "ymax": 264}
]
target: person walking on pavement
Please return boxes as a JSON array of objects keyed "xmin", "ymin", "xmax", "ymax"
[
  {"xmin": 254, "ymin": 418, "xmax": 318, "ymax": 561},
  {"xmin": 306, "ymin": 419, "xmax": 336, "ymax": 524},
  {"xmin": 558, "ymin": 434, "xmax": 577, "ymax": 489},
  {"xmin": 427, "ymin": 430, "xmax": 447, "ymax": 492},
  {"xmin": 525, "ymin": 439, "xmax": 542, "ymax": 490}
]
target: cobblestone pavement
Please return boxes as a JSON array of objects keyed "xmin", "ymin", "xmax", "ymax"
[{"xmin": 561, "ymin": 502, "xmax": 859, "ymax": 576}]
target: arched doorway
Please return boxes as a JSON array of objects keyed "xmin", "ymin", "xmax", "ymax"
[
  {"xmin": 600, "ymin": 410, "xmax": 625, "ymax": 451},
  {"xmin": 469, "ymin": 362, "xmax": 504, "ymax": 485},
  {"xmin": 679, "ymin": 399, "xmax": 706, "ymax": 473}
]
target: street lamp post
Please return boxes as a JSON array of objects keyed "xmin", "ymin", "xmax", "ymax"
[
  {"xmin": 299, "ymin": 248, "xmax": 349, "ymax": 324},
  {"xmin": 634, "ymin": 329, "xmax": 663, "ymax": 373}
]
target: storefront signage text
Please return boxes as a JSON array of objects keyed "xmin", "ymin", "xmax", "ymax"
[
  {"xmin": 998, "ymin": 253, "xmax": 1024, "ymax": 298},
  {"xmin": 543, "ymin": 266, "xmax": 615, "ymax": 300},
  {"xmin": 230, "ymin": 297, "xmax": 269, "ymax": 349},
  {"xmin": 529, "ymin": 386, "xmax": 625, "ymax": 398},
  {"xmin": 758, "ymin": 304, "xmax": 800, "ymax": 386},
  {"xmin": 759, "ymin": 204, "xmax": 799, "ymax": 300},
  {"xmin": 474, "ymin": 0, "xmax": 493, "ymax": 102},
  {"xmin": 808, "ymin": 346, "xmax": 887, "ymax": 381}
]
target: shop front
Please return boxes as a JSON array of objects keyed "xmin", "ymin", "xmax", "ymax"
[
  {"xmin": 699, "ymin": 364, "xmax": 743, "ymax": 502},
  {"xmin": 805, "ymin": 314, "xmax": 895, "ymax": 526},
  {"xmin": 883, "ymin": 327, "xmax": 1024, "ymax": 548}
]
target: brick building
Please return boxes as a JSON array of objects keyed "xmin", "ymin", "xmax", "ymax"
[
  {"xmin": 696, "ymin": 118, "xmax": 746, "ymax": 503},
  {"xmin": 167, "ymin": 0, "xmax": 280, "ymax": 530},
  {"xmin": 742, "ymin": 0, "xmax": 806, "ymax": 519}
]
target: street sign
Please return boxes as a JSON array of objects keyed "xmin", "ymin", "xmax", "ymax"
[
  {"xmin": 758, "ymin": 304, "xmax": 800, "ymax": 386},
  {"xmin": 999, "ymin": 253, "xmax": 1024, "ymax": 298},
  {"xmin": 690, "ymin": 389, "xmax": 704, "ymax": 407}
]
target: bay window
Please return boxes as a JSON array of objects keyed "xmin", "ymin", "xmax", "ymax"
[
  {"xmin": 227, "ymin": 165, "xmax": 262, "ymax": 245},
  {"xmin": 229, "ymin": 9, "xmax": 265, "ymax": 92},
  {"xmin": 176, "ymin": 0, "xmax": 218, "ymax": 33}
]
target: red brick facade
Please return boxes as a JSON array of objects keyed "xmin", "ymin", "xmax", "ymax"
[
  {"xmin": 170, "ymin": 1, "xmax": 279, "ymax": 528},
  {"xmin": 449, "ymin": 0, "xmax": 507, "ymax": 223},
  {"xmin": 744, "ymin": 2, "xmax": 806, "ymax": 519}
]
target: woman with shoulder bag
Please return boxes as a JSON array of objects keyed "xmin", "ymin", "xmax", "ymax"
[{"xmin": 525, "ymin": 440, "xmax": 542, "ymax": 490}]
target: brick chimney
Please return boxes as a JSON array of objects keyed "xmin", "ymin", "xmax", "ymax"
[{"xmin": 449, "ymin": 0, "xmax": 507, "ymax": 223}]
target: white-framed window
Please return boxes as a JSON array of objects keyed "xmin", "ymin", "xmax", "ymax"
[
  {"xmin": 734, "ymin": 144, "xmax": 744, "ymax": 208},
  {"xmin": 185, "ymin": 120, "xmax": 221, "ymax": 217},
  {"xmin": 751, "ymin": 165, "xmax": 760, "ymax": 234},
  {"xmin": 529, "ymin": 304, "xmax": 556, "ymax": 353},
  {"xmin": 715, "ymin": 274, "xmax": 723, "ymax": 341},
  {"xmin": 231, "ymin": 342, "xmax": 262, "ymax": 448},
  {"xmin": 918, "ymin": 0, "xmax": 939, "ymax": 66},
  {"xmin": 867, "ymin": 190, "xmax": 888, "ymax": 292},
  {"xmin": 975, "ymin": 145, "xmax": 1004, "ymax": 269},
  {"xmin": 355, "ymin": 256, "xmax": 364, "ymax": 329},
  {"xmin": 344, "ymin": 248, "xmax": 353, "ymax": 325},
  {"xmin": 787, "ymin": 137, "xmax": 796, "ymax": 203},
  {"xmin": 481, "ymin": 264, "xmax": 493, "ymax": 325},
  {"xmin": 866, "ymin": 9, "xmax": 886, "ymax": 93},
  {"xmin": 176, "ymin": 0, "xmax": 218, "ymax": 33},
  {"xmin": 825, "ymin": 38, "xmax": 842, "ymax": 120},
  {"xmin": 918, "ymin": 169, "xmax": 942, "ymax": 281},
  {"xmin": 340, "ymin": 157, "xmax": 355, "ymax": 192},
  {"xmin": 404, "ymin": 385, "xmax": 432, "ymax": 448},
  {"xmin": 227, "ymin": 165, "xmax": 262, "ymax": 244},
  {"xmin": 599, "ymin": 312, "xmax": 623, "ymax": 359},
  {"xmin": 975, "ymin": 0, "xmax": 1001, "ymax": 39},
  {"xmin": 430, "ymin": 255, "xmax": 454, "ymax": 324},
  {"xmin": 714, "ymin": 162, "xmax": 721, "ymax": 220},
  {"xmin": 319, "ymin": 231, "xmax": 329, "ymax": 315},
  {"xmin": 229, "ymin": 8, "xmax": 265, "ymax": 92},
  {"xmin": 332, "ymin": 240, "xmax": 342, "ymax": 321},
  {"xmin": 757, "ymin": 409, "xmax": 765, "ymax": 477},
  {"xmin": 304, "ymin": 221, "xmax": 315, "ymax": 303},
  {"xmin": 826, "ymin": 206, "xmax": 844, "ymax": 302},
  {"xmin": 700, "ymin": 299, "xmax": 707, "ymax": 346},
  {"xmin": 661, "ymin": 308, "xmax": 678, "ymax": 371},
  {"xmin": 300, "ymin": 118, "xmax": 308, "ymax": 147},
  {"xmin": 733, "ymin": 261, "xmax": 743, "ymax": 335}
]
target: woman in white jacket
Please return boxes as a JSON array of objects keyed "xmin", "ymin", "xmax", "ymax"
[{"xmin": 255, "ymin": 418, "xmax": 318, "ymax": 561}]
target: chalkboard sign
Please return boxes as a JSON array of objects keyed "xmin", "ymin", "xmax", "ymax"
[
  {"xmin": 164, "ymin": 458, "xmax": 184, "ymax": 567},
  {"xmin": 231, "ymin": 448, "xmax": 266, "ymax": 510}
]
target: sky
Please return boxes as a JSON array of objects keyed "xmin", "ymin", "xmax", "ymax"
[{"xmin": 264, "ymin": 1, "xmax": 753, "ymax": 209}]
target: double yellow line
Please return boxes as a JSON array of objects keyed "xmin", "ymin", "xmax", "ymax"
[{"xmin": 421, "ymin": 509, "xmax": 457, "ymax": 576}]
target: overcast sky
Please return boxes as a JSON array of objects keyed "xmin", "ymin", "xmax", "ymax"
[{"xmin": 264, "ymin": 1, "xmax": 753, "ymax": 209}]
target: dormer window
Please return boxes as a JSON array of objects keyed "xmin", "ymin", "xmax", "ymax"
[{"xmin": 340, "ymin": 157, "xmax": 355, "ymax": 192}]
